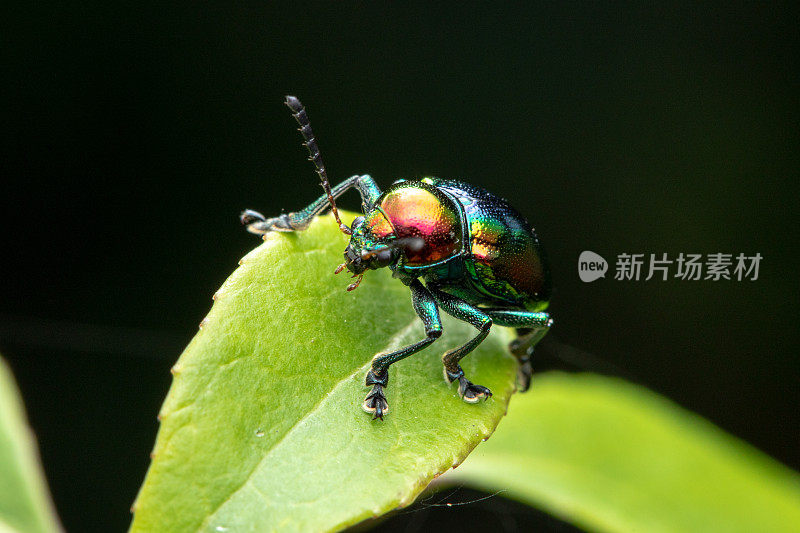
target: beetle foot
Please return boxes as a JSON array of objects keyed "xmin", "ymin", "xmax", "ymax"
[
  {"xmin": 516, "ymin": 356, "xmax": 533, "ymax": 393},
  {"xmin": 457, "ymin": 376, "xmax": 492, "ymax": 404},
  {"xmin": 362, "ymin": 385, "xmax": 389, "ymax": 420},
  {"xmin": 240, "ymin": 211, "xmax": 302, "ymax": 234},
  {"xmin": 443, "ymin": 368, "xmax": 491, "ymax": 402}
]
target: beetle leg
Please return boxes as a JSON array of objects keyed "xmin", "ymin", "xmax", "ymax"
[
  {"xmin": 429, "ymin": 289, "xmax": 494, "ymax": 403},
  {"xmin": 241, "ymin": 174, "xmax": 381, "ymax": 234},
  {"xmin": 484, "ymin": 310, "xmax": 553, "ymax": 392},
  {"xmin": 362, "ymin": 279, "xmax": 442, "ymax": 420}
]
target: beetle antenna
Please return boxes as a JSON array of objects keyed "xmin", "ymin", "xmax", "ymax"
[{"xmin": 285, "ymin": 95, "xmax": 352, "ymax": 236}]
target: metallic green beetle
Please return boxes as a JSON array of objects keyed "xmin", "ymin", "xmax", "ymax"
[{"xmin": 242, "ymin": 96, "xmax": 553, "ymax": 419}]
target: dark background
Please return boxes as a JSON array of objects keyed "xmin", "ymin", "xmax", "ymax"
[{"xmin": 3, "ymin": 3, "xmax": 798, "ymax": 531}]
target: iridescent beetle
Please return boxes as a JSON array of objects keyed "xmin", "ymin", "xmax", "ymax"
[{"xmin": 242, "ymin": 96, "xmax": 553, "ymax": 420}]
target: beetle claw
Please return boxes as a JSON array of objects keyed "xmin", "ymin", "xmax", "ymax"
[{"xmin": 457, "ymin": 376, "xmax": 492, "ymax": 404}]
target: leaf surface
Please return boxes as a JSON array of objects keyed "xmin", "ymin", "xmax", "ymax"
[
  {"xmin": 0, "ymin": 357, "xmax": 61, "ymax": 533},
  {"xmin": 449, "ymin": 371, "xmax": 800, "ymax": 533},
  {"xmin": 130, "ymin": 212, "xmax": 518, "ymax": 532}
]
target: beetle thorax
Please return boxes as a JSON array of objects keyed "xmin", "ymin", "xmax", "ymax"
[{"xmin": 378, "ymin": 182, "xmax": 462, "ymax": 266}]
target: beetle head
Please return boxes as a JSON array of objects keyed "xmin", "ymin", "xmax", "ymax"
[
  {"xmin": 342, "ymin": 216, "xmax": 397, "ymax": 275},
  {"xmin": 335, "ymin": 214, "xmax": 420, "ymax": 291}
]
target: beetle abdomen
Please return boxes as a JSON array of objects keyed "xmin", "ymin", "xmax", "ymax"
[
  {"xmin": 378, "ymin": 181, "xmax": 463, "ymax": 266},
  {"xmin": 430, "ymin": 178, "xmax": 551, "ymax": 308}
]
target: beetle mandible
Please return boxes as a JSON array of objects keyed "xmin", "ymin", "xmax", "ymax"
[{"xmin": 241, "ymin": 96, "xmax": 553, "ymax": 420}]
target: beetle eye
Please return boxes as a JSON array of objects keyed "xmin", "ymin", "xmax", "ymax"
[{"xmin": 350, "ymin": 216, "xmax": 365, "ymax": 231}]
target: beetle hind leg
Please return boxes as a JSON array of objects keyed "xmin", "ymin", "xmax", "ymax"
[{"xmin": 486, "ymin": 310, "xmax": 553, "ymax": 392}]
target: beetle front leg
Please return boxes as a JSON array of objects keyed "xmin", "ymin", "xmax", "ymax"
[
  {"xmin": 240, "ymin": 210, "xmax": 297, "ymax": 233},
  {"xmin": 363, "ymin": 279, "xmax": 442, "ymax": 420},
  {"xmin": 429, "ymin": 289, "xmax": 494, "ymax": 403},
  {"xmin": 241, "ymin": 174, "xmax": 381, "ymax": 234},
  {"xmin": 485, "ymin": 309, "xmax": 553, "ymax": 392}
]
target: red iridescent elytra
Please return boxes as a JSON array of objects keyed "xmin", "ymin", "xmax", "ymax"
[{"xmin": 377, "ymin": 184, "xmax": 461, "ymax": 265}]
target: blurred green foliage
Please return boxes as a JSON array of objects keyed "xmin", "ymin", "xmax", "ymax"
[
  {"xmin": 0, "ymin": 358, "xmax": 60, "ymax": 533},
  {"xmin": 451, "ymin": 372, "xmax": 800, "ymax": 532}
]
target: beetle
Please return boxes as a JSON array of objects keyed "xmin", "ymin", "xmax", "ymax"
[{"xmin": 241, "ymin": 96, "xmax": 553, "ymax": 420}]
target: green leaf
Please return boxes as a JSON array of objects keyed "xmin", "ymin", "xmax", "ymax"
[
  {"xmin": 130, "ymin": 212, "xmax": 518, "ymax": 532},
  {"xmin": 448, "ymin": 371, "xmax": 800, "ymax": 533},
  {"xmin": 0, "ymin": 357, "xmax": 61, "ymax": 533}
]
